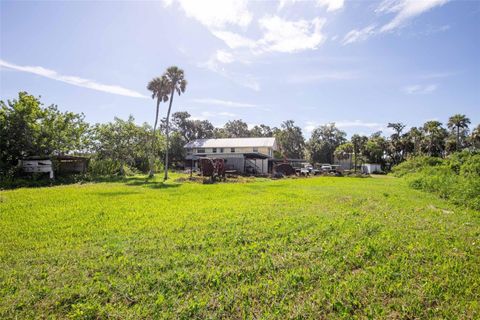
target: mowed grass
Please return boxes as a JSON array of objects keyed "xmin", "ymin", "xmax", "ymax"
[{"xmin": 0, "ymin": 175, "xmax": 479, "ymax": 319}]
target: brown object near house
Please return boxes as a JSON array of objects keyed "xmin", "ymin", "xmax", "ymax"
[
  {"xmin": 274, "ymin": 163, "xmax": 296, "ymax": 176},
  {"xmin": 199, "ymin": 158, "xmax": 226, "ymax": 178}
]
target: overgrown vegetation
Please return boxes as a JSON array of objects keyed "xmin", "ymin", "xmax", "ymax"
[
  {"xmin": 392, "ymin": 152, "xmax": 480, "ymax": 210},
  {"xmin": 1, "ymin": 176, "xmax": 479, "ymax": 318}
]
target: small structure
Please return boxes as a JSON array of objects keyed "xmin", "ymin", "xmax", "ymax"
[
  {"xmin": 361, "ymin": 163, "xmax": 382, "ymax": 174},
  {"xmin": 19, "ymin": 156, "xmax": 89, "ymax": 179},
  {"xmin": 19, "ymin": 158, "xmax": 54, "ymax": 179}
]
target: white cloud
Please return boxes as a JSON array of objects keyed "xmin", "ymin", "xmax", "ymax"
[
  {"xmin": 304, "ymin": 119, "xmax": 386, "ymax": 134},
  {"xmin": 164, "ymin": 0, "xmax": 252, "ymax": 29},
  {"xmin": 344, "ymin": 0, "xmax": 449, "ymax": 45},
  {"xmin": 211, "ymin": 30, "xmax": 257, "ymax": 49},
  {"xmin": 210, "ymin": 15, "xmax": 328, "ymax": 55},
  {"xmin": 288, "ymin": 71, "xmax": 358, "ymax": 83},
  {"xmin": 403, "ymin": 84, "xmax": 437, "ymax": 94},
  {"xmin": 316, "ymin": 0, "xmax": 345, "ymax": 12},
  {"xmin": 191, "ymin": 98, "xmax": 258, "ymax": 108},
  {"xmin": 257, "ymin": 15, "xmax": 326, "ymax": 53},
  {"xmin": 215, "ymin": 50, "xmax": 235, "ymax": 64},
  {"xmin": 342, "ymin": 25, "xmax": 376, "ymax": 45},
  {"xmin": 377, "ymin": 0, "xmax": 450, "ymax": 32},
  {"xmin": 0, "ymin": 59, "xmax": 148, "ymax": 98},
  {"xmin": 278, "ymin": 0, "xmax": 344, "ymax": 12},
  {"xmin": 335, "ymin": 120, "xmax": 385, "ymax": 128}
]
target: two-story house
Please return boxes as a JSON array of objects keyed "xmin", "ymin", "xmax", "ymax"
[{"xmin": 184, "ymin": 137, "xmax": 278, "ymax": 175}]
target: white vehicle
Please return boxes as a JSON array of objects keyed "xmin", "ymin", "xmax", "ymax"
[{"xmin": 320, "ymin": 164, "xmax": 332, "ymax": 172}]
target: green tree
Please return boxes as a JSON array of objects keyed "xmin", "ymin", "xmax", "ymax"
[
  {"xmin": 163, "ymin": 66, "xmax": 187, "ymax": 180},
  {"xmin": 334, "ymin": 142, "xmax": 354, "ymax": 169},
  {"xmin": 470, "ymin": 124, "xmax": 480, "ymax": 150},
  {"xmin": 223, "ymin": 119, "xmax": 250, "ymax": 138},
  {"xmin": 169, "ymin": 111, "xmax": 214, "ymax": 142},
  {"xmin": 0, "ymin": 92, "xmax": 89, "ymax": 176},
  {"xmin": 421, "ymin": 120, "xmax": 447, "ymax": 157},
  {"xmin": 275, "ymin": 120, "xmax": 305, "ymax": 159},
  {"xmin": 147, "ymin": 75, "xmax": 169, "ymax": 177},
  {"xmin": 387, "ymin": 122, "xmax": 406, "ymax": 165},
  {"xmin": 447, "ymin": 114, "xmax": 471, "ymax": 151},
  {"xmin": 93, "ymin": 116, "xmax": 143, "ymax": 176},
  {"xmin": 405, "ymin": 126, "xmax": 423, "ymax": 156},
  {"xmin": 351, "ymin": 134, "xmax": 368, "ymax": 172},
  {"xmin": 306, "ymin": 123, "xmax": 346, "ymax": 164},
  {"xmin": 250, "ymin": 124, "xmax": 274, "ymax": 137},
  {"xmin": 364, "ymin": 131, "xmax": 387, "ymax": 165}
]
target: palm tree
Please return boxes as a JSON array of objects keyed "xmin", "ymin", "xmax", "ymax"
[
  {"xmin": 422, "ymin": 120, "xmax": 447, "ymax": 156},
  {"xmin": 147, "ymin": 76, "xmax": 169, "ymax": 177},
  {"xmin": 163, "ymin": 66, "xmax": 187, "ymax": 180},
  {"xmin": 471, "ymin": 124, "xmax": 480, "ymax": 150},
  {"xmin": 447, "ymin": 114, "xmax": 471, "ymax": 151}
]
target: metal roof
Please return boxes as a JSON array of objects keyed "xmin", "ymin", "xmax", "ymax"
[{"xmin": 184, "ymin": 137, "xmax": 276, "ymax": 149}]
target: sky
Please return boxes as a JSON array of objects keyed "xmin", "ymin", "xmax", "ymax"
[{"xmin": 1, "ymin": 0, "xmax": 479, "ymax": 137}]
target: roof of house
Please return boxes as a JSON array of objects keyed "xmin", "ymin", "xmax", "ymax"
[{"xmin": 184, "ymin": 137, "xmax": 276, "ymax": 149}]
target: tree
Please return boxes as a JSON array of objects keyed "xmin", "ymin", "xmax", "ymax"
[
  {"xmin": 169, "ymin": 111, "xmax": 214, "ymax": 141},
  {"xmin": 470, "ymin": 124, "xmax": 480, "ymax": 150},
  {"xmin": 447, "ymin": 114, "xmax": 471, "ymax": 151},
  {"xmin": 163, "ymin": 66, "xmax": 187, "ymax": 180},
  {"xmin": 364, "ymin": 132, "xmax": 387, "ymax": 166},
  {"xmin": 405, "ymin": 126, "xmax": 423, "ymax": 156},
  {"xmin": 223, "ymin": 119, "xmax": 250, "ymax": 138},
  {"xmin": 351, "ymin": 134, "xmax": 368, "ymax": 172},
  {"xmin": 421, "ymin": 120, "xmax": 447, "ymax": 157},
  {"xmin": 0, "ymin": 92, "xmax": 89, "ymax": 176},
  {"xmin": 92, "ymin": 116, "xmax": 151, "ymax": 175},
  {"xmin": 387, "ymin": 122, "xmax": 406, "ymax": 165},
  {"xmin": 147, "ymin": 76, "xmax": 169, "ymax": 177},
  {"xmin": 305, "ymin": 123, "xmax": 346, "ymax": 164},
  {"xmin": 334, "ymin": 142, "xmax": 354, "ymax": 169},
  {"xmin": 275, "ymin": 120, "xmax": 305, "ymax": 159},
  {"xmin": 250, "ymin": 124, "xmax": 274, "ymax": 137}
]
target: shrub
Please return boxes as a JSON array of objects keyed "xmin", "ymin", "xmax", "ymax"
[{"xmin": 393, "ymin": 152, "xmax": 480, "ymax": 210}]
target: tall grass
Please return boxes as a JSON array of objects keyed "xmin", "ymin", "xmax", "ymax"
[{"xmin": 392, "ymin": 152, "xmax": 480, "ymax": 210}]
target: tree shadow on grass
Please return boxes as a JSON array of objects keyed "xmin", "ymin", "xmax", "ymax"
[
  {"xmin": 124, "ymin": 179, "xmax": 182, "ymax": 189},
  {"xmin": 95, "ymin": 191, "xmax": 143, "ymax": 197}
]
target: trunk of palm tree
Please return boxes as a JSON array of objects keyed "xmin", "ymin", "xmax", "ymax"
[
  {"xmin": 149, "ymin": 97, "xmax": 161, "ymax": 177},
  {"xmin": 164, "ymin": 88, "xmax": 175, "ymax": 181},
  {"xmin": 456, "ymin": 126, "xmax": 460, "ymax": 151}
]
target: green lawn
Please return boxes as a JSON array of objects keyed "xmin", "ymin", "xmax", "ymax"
[{"xmin": 1, "ymin": 175, "xmax": 479, "ymax": 319}]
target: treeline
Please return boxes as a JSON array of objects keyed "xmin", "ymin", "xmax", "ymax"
[{"xmin": 1, "ymin": 91, "xmax": 479, "ymax": 179}]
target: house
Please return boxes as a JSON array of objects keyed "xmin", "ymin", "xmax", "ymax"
[{"xmin": 184, "ymin": 137, "xmax": 278, "ymax": 175}]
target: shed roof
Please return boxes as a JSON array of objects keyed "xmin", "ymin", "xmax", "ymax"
[{"xmin": 185, "ymin": 137, "xmax": 276, "ymax": 149}]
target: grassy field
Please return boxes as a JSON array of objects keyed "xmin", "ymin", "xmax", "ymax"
[{"xmin": 1, "ymin": 175, "xmax": 479, "ymax": 319}]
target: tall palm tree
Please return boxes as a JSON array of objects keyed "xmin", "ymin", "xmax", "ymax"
[
  {"xmin": 163, "ymin": 66, "xmax": 187, "ymax": 180},
  {"xmin": 422, "ymin": 120, "xmax": 447, "ymax": 156},
  {"xmin": 147, "ymin": 76, "xmax": 169, "ymax": 177},
  {"xmin": 447, "ymin": 114, "xmax": 471, "ymax": 151}
]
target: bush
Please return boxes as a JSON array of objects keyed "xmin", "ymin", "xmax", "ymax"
[{"xmin": 393, "ymin": 152, "xmax": 480, "ymax": 210}]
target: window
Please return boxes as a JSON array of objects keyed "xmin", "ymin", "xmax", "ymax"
[
  {"xmin": 212, "ymin": 148, "xmax": 217, "ymax": 153},
  {"xmin": 220, "ymin": 148, "xmax": 224, "ymax": 153},
  {"xmin": 231, "ymin": 148, "xmax": 235, "ymax": 153},
  {"xmin": 253, "ymin": 147, "xmax": 258, "ymax": 153},
  {"xmin": 197, "ymin": 148, "xmax": 205, "ymax": 153}
]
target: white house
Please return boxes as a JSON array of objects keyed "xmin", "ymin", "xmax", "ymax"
[{"xmin": 184, "ymin": 137, "xmax": 277, "ymax": 174}]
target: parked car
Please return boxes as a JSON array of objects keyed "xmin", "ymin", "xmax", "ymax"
[{"xmin": 320, "ymin": 164, "xmax": 332, "ymax": 172}]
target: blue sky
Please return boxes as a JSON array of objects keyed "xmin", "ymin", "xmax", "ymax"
[{"xmin": 1, "ymin": 0, "xmax": 479, "ymax": 137}]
